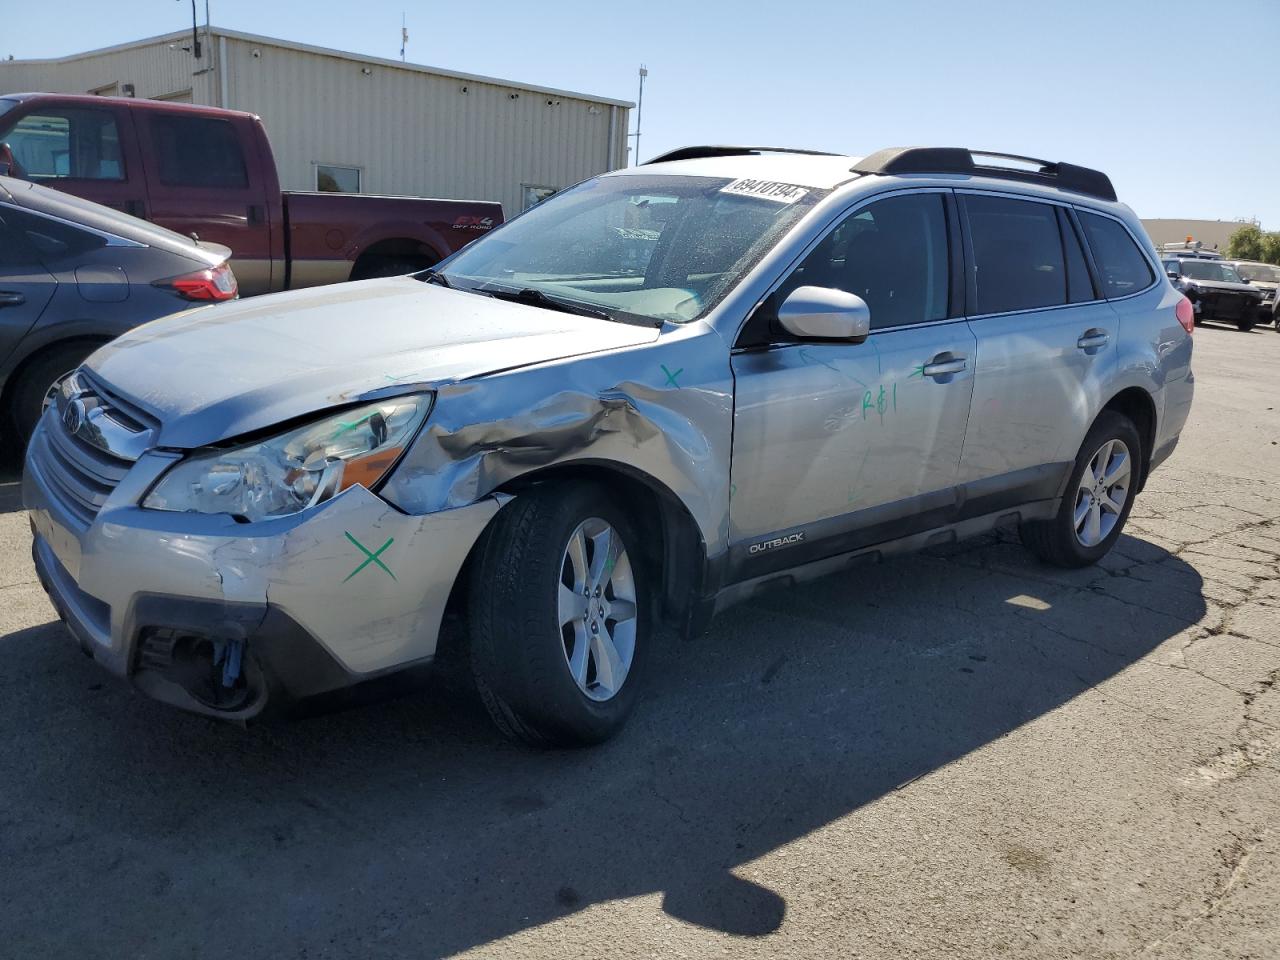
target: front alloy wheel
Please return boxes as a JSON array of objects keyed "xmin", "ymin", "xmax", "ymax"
[
  {"xmin": 558, "ymin": 518, "xmax": 638, "ymax": 702},
  {"xmin": 469, "ymin": 482, "xmax": 650, "ymax": 747}
]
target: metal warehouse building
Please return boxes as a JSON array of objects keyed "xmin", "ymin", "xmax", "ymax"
[{"xmin": 0, "ymin": 27, "xmax": 632, "ymax": 216}]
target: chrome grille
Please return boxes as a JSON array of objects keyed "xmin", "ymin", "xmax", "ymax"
[{"xmin": 31, "ymin": 370, "xmax": 156, "ymax": 528}]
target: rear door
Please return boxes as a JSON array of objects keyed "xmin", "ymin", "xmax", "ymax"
[
  {"xmin": 135, "ymin": 111, "xmax": 276, "ymax": 294},
  {"xmin": 956, "ymin": 192, "xmax": 1119, "ymax": 501},
  {"xmin": 0, "ymin": 205, "xmax": 57, "ymax": 366},
  {"xmin": 728, "ymin": 190, "xmax": 976, "ymax": 581},
  {"xmin": 0, "ymin": 101, "xmax": 147, "ymax": 217}
]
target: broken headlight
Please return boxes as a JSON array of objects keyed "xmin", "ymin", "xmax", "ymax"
[{"xmin": 143, "ymin": 394, "xmax": 433, "ymax": 521}]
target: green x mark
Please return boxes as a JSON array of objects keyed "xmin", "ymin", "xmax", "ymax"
[
  {"xmin": 661, "ymin": 363, "xmax": 684, "ymax": 388},
  {"xmin": 343, "ymin": 531, "xmax": 397, "ymax": 582}
]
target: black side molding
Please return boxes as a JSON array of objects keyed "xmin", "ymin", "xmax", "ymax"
[{"xmin": 851, "ymin": 147, "xmax": 1117, "ymax": 202}]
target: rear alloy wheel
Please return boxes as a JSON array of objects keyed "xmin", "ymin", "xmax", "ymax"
[
  {"xmin": 469, "ymin": 482, "xmax": 649, "ymax": 746},
  {"xmin": 1021, "ymin": 411, "xmax": 1142, "ymax": 568},
  {"xmin": 1071, "ymin": 438, "xmax": 1132, "ymax": 549}
]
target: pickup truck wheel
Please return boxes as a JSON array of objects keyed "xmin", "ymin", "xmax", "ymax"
[
  {"xmin": 468, "ymin": 482, "xmax": 649, "ymax": 747},
  {"xmin": 1020, "ymin": 411, "xmax": 1141, "ymax": 568},
  {"xmin": 1236, "ymin": 319, "xmax": 1256, "ymax": 332},
  {"xmin": 349, "ymin": 255, "xmax": 435, "ymax": 281},
  {"xmin": 6, "ymin": 342, "xmax": 100, "ymax": 451}
]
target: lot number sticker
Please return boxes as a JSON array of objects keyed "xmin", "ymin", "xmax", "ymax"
[{"xmin": 719, "ymin": 179, "xmax": 809, "ymax": 204}]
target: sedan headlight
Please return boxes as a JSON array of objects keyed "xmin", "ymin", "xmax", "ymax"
[{"xmin": 144, "ymin": 394, "xmax": 433, "ymax": 521}]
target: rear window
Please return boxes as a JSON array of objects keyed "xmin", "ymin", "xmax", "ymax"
[
  {"xmin": 150, "ymin": 115, "xmax": 248, "ymax": 189},
  {"xmin": 0, "ymin": 204, "xmax": 106, "ymax": 261},
  {"xmin": 1079, "ymin": 212, "xmax": 1154, "ymax": 297},
  {"xmin": 965, "ymin": 194, "xmax": 1066, "ymax": 315}
]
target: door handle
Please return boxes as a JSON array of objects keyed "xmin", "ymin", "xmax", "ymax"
[
  {"xmin": 1077, "ymin": 329, "xmax": 1110, "ymax": 350},
  {"xmin": 922, "ymin": 355, "xmax": 967, "ymax": 378},
  {"xmin": 0, "ymin": 291, "xmax": 26, "ymax": 308}
]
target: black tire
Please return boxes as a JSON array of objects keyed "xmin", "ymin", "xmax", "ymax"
[
  {"xmin": 6, "ymin": 342, "xmax": 100, "ymax": 451},
  {"xmin": 1237, "ymin": 319, "xmax": 1256, "ymax": 332},
  {"xmin": 1020, "ymin": 410, "xmax": 1142, "ymax": 568},
  {"xmin": 468, "ymin": 481, "xmax": 651, "ymax": 747},
  {"xmin": 349, "ymin": 255, "xmax": 435, "ymax": 281}
]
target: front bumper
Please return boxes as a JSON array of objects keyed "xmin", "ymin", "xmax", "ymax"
[{"xmin": 24, "ymin": 427, "xmax": 499, "ymax": 719}]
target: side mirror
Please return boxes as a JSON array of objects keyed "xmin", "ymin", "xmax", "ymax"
[
  {"xmin": 1166, "ymin": 270, "xmax": 1180, "ymax": 280},
  {"xmin": 777, "ymin": 285, "xmax": 871, "ymax": 341}
]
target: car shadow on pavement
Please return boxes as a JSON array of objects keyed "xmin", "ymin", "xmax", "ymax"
[{"xmin": 0, "ymin": 531, "xmax": 1206, "ymax": 958}]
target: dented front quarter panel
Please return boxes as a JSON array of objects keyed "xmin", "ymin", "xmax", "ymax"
[{"xmin": 381, "ymin": 319, "xmax": 736, "ymax": 557}]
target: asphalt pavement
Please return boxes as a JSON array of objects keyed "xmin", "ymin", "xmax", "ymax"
[{"xmin": 0, "ymin": 322, "xmax": 1277, "ymax": 959}]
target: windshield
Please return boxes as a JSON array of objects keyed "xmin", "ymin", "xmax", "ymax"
[
  {"xmin": 1237, "ymin": 263, "xmax": 1280, "ymax": 283},
  {"xmin": 1181, "ymin": 261, "xmax": 1243, "ymax": 282},
  {"xmin": 437, "ymin": 174, "xmax": 828, "ymax": 323}
]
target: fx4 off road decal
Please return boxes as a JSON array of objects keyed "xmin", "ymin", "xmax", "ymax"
[{"xmin": 748, "ymin": 532, "xmax": 806, "ymax": 555}]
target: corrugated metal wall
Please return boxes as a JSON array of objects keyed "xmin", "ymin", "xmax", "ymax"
[
  {"xmin": 0, "ymin": 37, "xmax": 218, "ymax": 104},
  {"xmin": 0, "ymin": 30, "xmax": 630, "ymax": 217},
  {"xmin": 221, "ymin": 36, "xmax": 627, "ymax": 214}
]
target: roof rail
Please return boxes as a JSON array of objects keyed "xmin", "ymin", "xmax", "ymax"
[
  {"xmin": 643, "ymin": 145, "xmax": 840, "ymax": 165},
  {"xmin": 850, "ymin": 147, "xmax": 1117, "ymax": 202}
]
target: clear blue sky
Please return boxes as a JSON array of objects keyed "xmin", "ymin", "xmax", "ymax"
[{"xmin": 5, "ymin": 0, "xmax": 1278, "ymax": 227}]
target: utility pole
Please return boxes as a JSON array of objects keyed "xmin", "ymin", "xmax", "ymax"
[
  {"xmin": 400, "ymin": 12, "xmax": 408, "ymax": 62},
  {"xmin": 628, "ymin": 65, "xmax": 647, "ymax": 166}
]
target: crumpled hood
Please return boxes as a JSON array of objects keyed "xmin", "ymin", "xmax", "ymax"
[{"xmin": 87, "ymin": 276, "xmax": 661, "ymax": 448}]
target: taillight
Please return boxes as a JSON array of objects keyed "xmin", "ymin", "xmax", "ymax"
[
  {"xmin": 161, "ymin": 262, "xmax": 238, "ymax": 302},
  {"xmin": 1175, "ymin": 296, "xmax": 1195, "ymax": 334}
]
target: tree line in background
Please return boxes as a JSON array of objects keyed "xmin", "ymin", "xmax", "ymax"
[{"xmin": 1225, "ymin": 224, "xmax": 1280, "ymax": 265}]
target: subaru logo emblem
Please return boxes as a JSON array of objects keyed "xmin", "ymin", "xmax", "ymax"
[{"xmin": 62, "ymin": 398, "xmax": 86, "ymax": 435}]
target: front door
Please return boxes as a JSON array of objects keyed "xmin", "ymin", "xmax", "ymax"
[
  {"xmin": 0, "ymin": 101, "xmax": 148, "ymax": 218},
  {"xmin": 728, "ymin": 190, "xmax": 976, "ymax": 582}
]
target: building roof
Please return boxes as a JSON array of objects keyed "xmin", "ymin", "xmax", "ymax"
[{"xmin": 3, "ymin": 27, "xmax": 634, "ymax": 109}]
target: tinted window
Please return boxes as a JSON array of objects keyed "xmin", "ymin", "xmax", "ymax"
[
  {"xmin": 316, "ymin": 163, "xmax": 360, "ymax": 193},
  {"xmin": 0, "ymin": 108, "xmax": 124, "ymax": 181},
  {"xmin": 1079, "ymin": 212, "xmax": 1154, "ymax": 297},
  {"xmin": 0, "ymin": 211, "xmax": 39, "ymax": 267},
  {"xmin": 1060, "ymin": 210, "xmax": 1096, "ymax": 303},
  {"xmin": 150, "ymin": 115, "xmax": 248, "ymax": 188},
  {"xmin": 0, "ymin": 205, "xmax": 106, "ymax": 261},
  {"xmin": 966, "ymin": 195, "xmax": 1065, "ymax": 314},
  {"xmin": 766, "ymin": 192, "xmax": 950, "ymax": 333}
]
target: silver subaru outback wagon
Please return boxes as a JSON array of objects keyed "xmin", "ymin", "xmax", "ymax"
[{"xmin": 24, "ymin": 145, "xmax": 1196, "ymax": 745}]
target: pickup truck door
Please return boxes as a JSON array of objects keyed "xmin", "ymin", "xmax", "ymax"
[
  {"xmin": 0, "ymin": 100, "xmax": 148, "ymax": 218},
  {"xmin": 135, "ymin": 112, "xmax": 279, "ymax": 295}
]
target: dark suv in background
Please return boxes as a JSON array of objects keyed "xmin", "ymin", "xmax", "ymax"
[{"xmin": 1162, "ymin": 256, "xmax": 1264, "ymax": 331}]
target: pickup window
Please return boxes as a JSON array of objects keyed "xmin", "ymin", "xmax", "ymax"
[
  {"xmin": 1, "ymin": 107, "xmax": 124, "ymax": 181},
  {"xmin": 149, "ymin": 115, "xmax": 248, "ymax": 189}
]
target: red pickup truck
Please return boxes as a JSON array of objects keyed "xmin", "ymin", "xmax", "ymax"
[{"xmin": 0, "ymin": 93, "xmax": 503, "ymax": 295}]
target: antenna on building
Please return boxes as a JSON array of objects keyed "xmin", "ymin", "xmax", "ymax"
[
  {"xmin": 178, "ymin": 0, "xmax": 202, "ymax": 58},
  {"xmin": 401, "ymin": 13, "xmax": 408, "ymax": 62},
  {"xmin": 628, "ymin": 65, "xmax": 648, "ymax": 166}
]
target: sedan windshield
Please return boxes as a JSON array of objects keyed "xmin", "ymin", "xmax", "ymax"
[
  {"xmin": 1181, "ymin": 261, "xmax": 1243, "ymax": 282},
  {"xmin": 1237, "ymin": 263, "xmax": 1280, "ymax": 283},
  {"xmin": 437, "ymin": 174, "xmax": 828, "ymax": 324}
]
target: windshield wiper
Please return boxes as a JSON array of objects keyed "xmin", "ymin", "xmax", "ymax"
[
  {"xmin": 417, "ymin": 269, "xmax": 452, "ymax": 288},
  {"xmin": 482, "ymin": 286, "xmax": 615, "ymax": 321}
]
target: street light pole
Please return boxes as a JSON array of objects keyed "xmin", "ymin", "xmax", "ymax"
[{"xmin": 631, "ymin": 65, "xmax": 647, "ymax": 166}]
